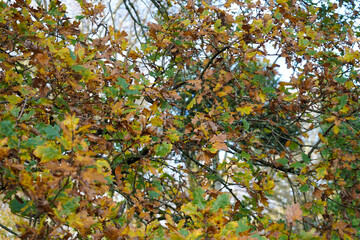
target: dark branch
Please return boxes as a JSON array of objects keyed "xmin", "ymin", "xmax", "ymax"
[
  {"xmin": 228, "ymin": 144, "xmax": 299, "ymax": 174},
  {"xmin": 0, "ymin": 222, "xmax": 18, "ymax": 236}
]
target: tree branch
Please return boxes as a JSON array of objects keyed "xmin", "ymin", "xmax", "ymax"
[
  {"xmin": 307, "ymin": 123, "xmax": 335, "ymax": 158},
  {"xmin": 199, "ymin": 46, "xmax": 230, "ymax": 80},
  {"xmin": 228, "ymin": 144, "xmax": 299, "ymax": 174},
  {"xmin": 0, "ymin": 222, "xmax": 18, "ymax": 236}
]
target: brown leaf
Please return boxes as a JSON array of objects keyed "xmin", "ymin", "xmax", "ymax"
[
  {"xmin": 36, "ymin": 53, "xmax": 49, "ymax": 65},
  {"xmin": 286, "ymin": 203, "xmax": 302, "ymax": 224},
  {"xmin": 82, "ymin": 168, "xmax": 107, "ymax": 184},
  {"xmin": 209, "ymin": 133, "xmax": 227, "ymax": 143}
]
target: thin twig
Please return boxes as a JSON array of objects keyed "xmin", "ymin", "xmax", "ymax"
[
  {"xmin": 0, "ymin": 222, "xmax": 18, "ymax": 236},
  {"xmin": 16, "ymin": 96, "xmax": 28, "ymax": 126},
  {"xmin": 307, "ymin": 123, "xmax": 335, "ymax": 158},
  {"xmin": 199, "ymin": 46, "xmax": 230, "ymax": 80}
]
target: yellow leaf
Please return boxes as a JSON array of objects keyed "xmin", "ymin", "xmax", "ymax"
[
  {"xmin": 284, "ymin": 92, "xmax": 298, "ymax": 101},
  {"xmin": 150, "ymin": 116, "xmax": 164, "ymax": 127},
  {"xmin": 170, "ymin": 234, "xmax": 185, "ymax": 240},
  {"xmin": 340, "ymin": 105, "xmax": 350, "ymax": 114},
  {"xmin": 345, "ymin": 81, "xmax": 354, "ymax": 89},
  {"xmin": 111, "ymin": 101, "xmax": 124, "ymax": 114},
  {"xmin": 346, "ymin": 116, "xmax": 356, "ymax": 121},
  {"xmin": 187, "ymin": 97, "xmax": 196, "ymax": 110},
  {"xmin": 20, "ymin": 170, "xmax": 34, "ymax": 191},
  {"xmin": 189, "ymin": 229, "xmax": 203, "ymax": 239},
  {"xmin": 105, "ymin": 125, "xmax": 116, "ymax": 132},
  {"xmin": 178, "ymin": 219, "xmax": 185, "ymax": 228},
  {"xmin": 214, "ymin": 83, "xmax": 222, "ymax": 92},
  {"xmin": 216, "ymin": 91, "xmax": 227, "ymax": 97},
  {"xmin": 77, "ymin": 124, "xmax": 92, "ymax": 134},
  {"xmin": 333, "ymin": 125, "xmax": 340, "ymax": 134},
  {"xmin": 325, "ymin": 116, "xmax": 336, "ymax": 122},
  {"xmin": 6, "ymin": 95, "xmax": 22, "ymax": 105},
  {"xmin": 62, "ymin": 114, "xmax": 79, "ymax": 132},
  {"xmin": 140, "ymin": 135, "xmax": 151, "ymax": 143},
  {"xmin": 0, "ymin": 137, "xmax": 7, "ymax": 146},
  {"xmin": 96, "ymin": 159, "xmax": 111, "ymax": 171},
  {"xmin": 68, "ymin": 211, "xmax": 96, "ymax": 236},
  {"xmin": 182, "ymin": 19, "xmax": 191, "ymax": 26},
  {"xmin": 258, "ymin": 92, "xmax": 266, "ymax": 103},
  {"xmin": 236, "ymin": 105, "xmax": 252, "ymax": 115},
  {"xmin": 318, "ymin": 133, "xmax": 327, "ymax": 143},
  {"xmin": 165, "ymin": 214, "xmax": 175, "ymax": 226}
]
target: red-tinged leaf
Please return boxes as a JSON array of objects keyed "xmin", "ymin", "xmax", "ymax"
[{"xmin": 286, "ymin": 203, "xmax": 302, "ymax": 224}]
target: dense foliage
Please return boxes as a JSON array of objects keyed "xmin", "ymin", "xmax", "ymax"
[{"xmin": 1, "ymin": 0, "xmax": 360, "ymax": 239}]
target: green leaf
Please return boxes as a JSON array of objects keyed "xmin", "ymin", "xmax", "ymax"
[
  {"xmin": 236, "ymin": 218, "xmax": 250, "ymax": 234},
  {"xmin": 301, "ymin": 153, "xmax": 311, "ymax": 164},
  {"xmin": 214, "ymin": 19, "xmax": 222, "ymax": 28},
  {"xmin": 43, "ymin": 125, "xmax": 61, "ymax": 139},
  {"xmin": 299, "ymin": 38, "xmax": 310, "ymax": 46},
  {"xmin": 250, "ymin": 233, "xmax": 267, "ymax": 240},
  {"xmin": 75, "ymin": 15, "xmax": 85, "ymax": 20},
  {"xmin": 149, "ymin": 191, "xmax": 160, "ymax": 199},
  {"xmin": 24, "ymin": 136, "xmax": 45, "ymax": 148},
  {"xmin": 153, "ymin": 180, "xmax": 163, "ymax": 191},
  {"xmin": 10, "ymin": 197, "xmax": 27, "ymax": 214},
  {"xmin": 242, "ymin": 119, "xmax": 250, "ymax": 130},
  {"xmin": 154, "ymin": 142, "xmax": 172, "ymax": 157},
  {"xmin": 59, "ymin": 196, "xmax": 80, "ymax": 216},
  {"xmin": 117, "ymin": 77, "xmax": 129, "ymax": 89},
  {"xmin": 277, "ymin": 158, "xmax": 288, "ymax": 165},
  {"xmin": 21, "ymin": 109, "xmax": 35, "ymax": 121},
  {"xmin": 182, "ymin": 19, "xmax": 191, "ymax": 26},
  {"xmin": 192, "ymin": 188, "xmax": 206, "ymax": 209},
  {"xmin": 263, "ymin": 87, "xmax": 275, "ymax": 93},
  {"xmin": 299, "ymin": 184, "xmax": 309, "ymax": 192},
  {"xmin": 69, "ymin": 49, "xmax": 77, "ymax": 61},
  {"xmin": 71, "ymin": 65, "xmax": 87, "ymax": 72},
  {"xmin": 211, "ymin": 194, "xmax": 230, "ymax": 212},
  {"xmin": 289, "ymin": 141, "xmax": 298, "ymax": 150},
  {"xmin": 241, "ymin": 151, "xmax": 250, "ymax": 160},
  {"xmin": 334, "ymin": 77, "xmax": 346, "ymax": 83},
  {"xmin": 34, "ymin": 144, "xmax": 63, "ymax": 163},
  {"xmin": 307, "ymin": 49, "xmax": 317, "ymax": 55},
  {"xmin": 338, "ymin": 95, "xmax": 348, "ymax": 109},
  {"xmin": 279, "ymin": 235, "xmax": 288, "ymax": 240},
  {"xmin": 274, "ymin": 12, "xmax": 282, "ymax": 19},
  {"xmin": 6, "ymin": 95, "xmax": 22, "ymax": 105},
  {"xmin": 298, "ymin": 228, "xmax": 319, "ymax": 239},
  {"xmin": 0, "ymin": 120, "xmax": 15, "ymax": 136},
  {"xmin": 290, "ymin": 162, "xmax": 306, "ymax": 169},
  {"xmin": 179, "ymin": 229, "xmax": 189, "ymax": 237}
]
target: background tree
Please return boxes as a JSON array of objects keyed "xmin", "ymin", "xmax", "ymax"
[{"xmin": 0, "ymin": 0, "xmax": 360, "ymax": 239}]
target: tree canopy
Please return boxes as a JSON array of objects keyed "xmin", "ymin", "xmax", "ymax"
[{"xmin": 1, "ymin": 0, "xmax": 360, "ymax": 239}]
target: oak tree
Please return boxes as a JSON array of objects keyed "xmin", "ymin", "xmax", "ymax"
[{"xmin": 1, "ymin": 0, "xmax": 360, "ymax": 239}]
